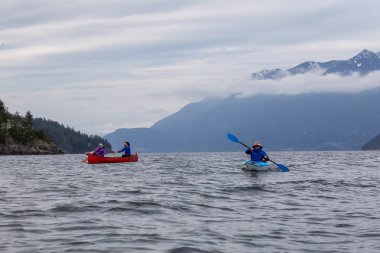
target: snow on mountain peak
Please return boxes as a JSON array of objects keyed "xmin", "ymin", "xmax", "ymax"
[
  {"xmin": 251, "ymin": 49, "xmax": 380, "ymax": 80},
  {"xmin": 352, "ymin": 49, "xmax": 378, "ymax": 61},
  {"xmin": 251, "ymin": 68, "xmax": 283, "ymax": 80}
]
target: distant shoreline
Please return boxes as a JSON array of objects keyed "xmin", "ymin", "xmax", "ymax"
[{"xmin": 0, "ymin": 142, "xmax": 64, "ymax": 155}]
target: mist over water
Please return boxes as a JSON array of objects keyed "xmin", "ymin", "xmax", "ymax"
[{"xmin": 1, "ymin": 152, "xmax": 380, "ymax": 252}]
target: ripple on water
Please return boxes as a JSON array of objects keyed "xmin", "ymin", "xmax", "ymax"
[
  {"xmin": 50, "ymin": 204, "xmax": 101, "ymax": 213},
  {"xmin": 0, "ymin": 152, "xmax": 379, "ymax": 253},
  {"xmin": 167, "ymin": 246, "xmax": 218, "ymax": 253}
]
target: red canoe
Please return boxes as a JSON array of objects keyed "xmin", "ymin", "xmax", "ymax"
[{"xmin": 86, "ymin": 153, "xmax": 138, "ymax": 164}]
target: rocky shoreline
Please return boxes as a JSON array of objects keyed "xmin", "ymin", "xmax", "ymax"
[{"xmin": 0, "ymin": 140, "xmax": 64, "ymax": 155}]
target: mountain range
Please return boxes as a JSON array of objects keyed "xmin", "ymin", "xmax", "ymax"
[
  {"xmin": 251, "ymin": 49, "xmax": 380, "ymax": 80},
  {"xmin": 105, "ymin": 49, "xmax": 380, "ymax": 152},
  {"xmin": 362, "ymin": 134, "xmax": 380, "ymax": 150},
  {"xmin": 105, "ymin": 89, "xmax": 380, "ymax": 152}
]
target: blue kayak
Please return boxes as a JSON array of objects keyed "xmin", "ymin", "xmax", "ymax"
[{"xmin": 242, "ymin": 160, "xmax": 279, "ymax": 171}]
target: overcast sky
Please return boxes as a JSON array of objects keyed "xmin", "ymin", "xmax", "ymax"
[{"xmin": 1, "ymin": 0, "xmax": 380, "ymax": 135}]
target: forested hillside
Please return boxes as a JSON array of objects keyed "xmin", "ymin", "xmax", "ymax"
[
  {"xmin": 1, "ymin": 99, "xmax": 61, "ymax": 154},
  {"xmin": 1, "ymin": 99, "xmax": 111, "ymax": 154},
  {"xmin": 33, "ymin": 118, "xmax": 112, "ymax": 154}
]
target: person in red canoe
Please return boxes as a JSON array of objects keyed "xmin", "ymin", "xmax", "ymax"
[
  {"xmin": 117, "ymin": 141, "xmax": 131, "ymax": 157},
  {"xmin": 87, "ymin": 143, "xmax": 105, "ymax": 157},
  {"xmin": 245, "ymin": 141, "xmax": 269, "ymax": 162}
]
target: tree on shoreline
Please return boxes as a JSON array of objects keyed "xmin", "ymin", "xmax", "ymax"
[
  {"xmin": 0, "ymin": 99, "xmax": 49, "ymax": 145},
  {"xmin": 1, "ymin": 99, "xmax": 111, "ymax": 153},
  {"xmin": 33, "ymin": 118, "xmax": 112, "ymax": 153},
  {"xmin": 0, "ymin": 99, "xmax": 10, "ymax": 143}
]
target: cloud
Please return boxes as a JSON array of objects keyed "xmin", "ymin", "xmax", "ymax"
[
  {"xmin": 236, "ymin": 71, "xmax": 380, "ymax": 97},
  {"xmin": 1, "ymin": 0, "xmax": 380, "ymax": 134}
]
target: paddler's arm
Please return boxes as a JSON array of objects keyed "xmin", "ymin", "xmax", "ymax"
[
  {"xmin": 260, "ymin": 150, "xmax": 269, "ymax": 161},
  {"xmin": 118, "ymin": 146, "xmax": 126, "ymax": 153}
]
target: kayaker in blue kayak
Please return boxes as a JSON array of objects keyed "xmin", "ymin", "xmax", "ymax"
[
  {"xmin": 87, "ymin": 143, "xmax": 105, "ymax": 157},
  {"xmin": 117, "ymin": 141, "xmax": 131, "ymax": 157},
  {"xmin": 245, "ymin": 141, "xmax": 269, "ymax": 162}
]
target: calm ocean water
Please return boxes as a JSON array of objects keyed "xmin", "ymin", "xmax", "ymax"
[{"xmin": 1, "ymin": 151, "xmax": 380, "ymax": 253}]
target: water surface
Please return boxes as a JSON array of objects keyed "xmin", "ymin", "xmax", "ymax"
[{"xmin": 1, "ymin": 151, "xmax": 380, "ymax": 252}]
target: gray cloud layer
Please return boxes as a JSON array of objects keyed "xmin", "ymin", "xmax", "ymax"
[{"xmin": 1, "ymin": 0, "xmax": 380, "ymax": 134}]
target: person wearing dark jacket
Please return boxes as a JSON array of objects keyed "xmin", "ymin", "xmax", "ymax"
[
  {"xmin": 117, "ymin": 141, "xmax": 131, "ymax": 157},
  {"xmin": 245, "ymin": 141, "xmax": 269, "ymax": 162}
]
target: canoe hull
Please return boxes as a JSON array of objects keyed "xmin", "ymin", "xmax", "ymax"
[
  {"xmin": 242, "ymin": 160, "xmax": 278, "ymax": 171},
  {"xmin": 87, "ymin": 153, "xmax": 138, "ymax": 164}
]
